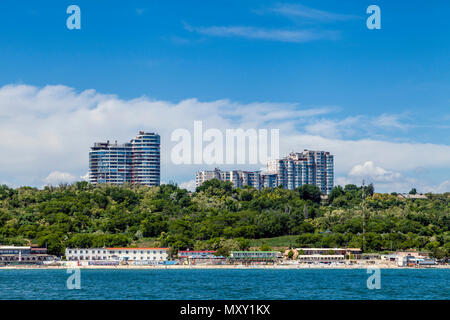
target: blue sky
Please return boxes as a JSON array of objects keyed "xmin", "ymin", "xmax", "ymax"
[{"xmin": 0, "ymin": 1, "xmax": 449, "ymax": 192}]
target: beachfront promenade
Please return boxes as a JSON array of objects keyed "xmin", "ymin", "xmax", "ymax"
[
  {"xmin": 2, "ymin": 258, "xmax": 449, "ymax": 270},
  {"xmin": 1, "ymin": 245, "xmax": 447, "ymax": 269}
]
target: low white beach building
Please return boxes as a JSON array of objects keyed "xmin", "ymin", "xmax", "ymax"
[
  {"xmin": 65, "ymin": 247, "xmax": 169, "ymax": 262},
  {"xmin": 297, "ymin": 254, "xmax": 345, "ymax": 263},
  {"xmin": 106, "ymin": 247, "xmax": 169, "ymax": 262}
]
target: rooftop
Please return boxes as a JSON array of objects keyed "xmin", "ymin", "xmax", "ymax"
[
  {"xmin": 178, "ymin": 250, "xmax": 217, "ymax": 253},
  {"xmin": 397, "ymin": 193, "xmax": 428, "ymax": 199},
  {"xmin": 231, "ymin": 251, "xmax": 280, "ymax": 253},
  {"xmin": 296, "ymin": 248, "xmax": 360, "ymax": 251},
  {"xmin": 106, "ymin": 247, "xmax": 169, "ymax": 250},
  {"xmin": 0, "ymin": 246, "xmax": 31, "ymax": 250}
]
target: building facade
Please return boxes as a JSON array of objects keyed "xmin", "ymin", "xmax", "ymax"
[
  {"xmin": 260, "ymin": 173, "xmax": 278, "ymax": 189},
  {"xmin": 0, "ymin": 246, "xmax": 54, "ymax": 263},
  {"xmin": 267, "ymin": 150, "xmax": 334, "ymax": 194},
  {"xmin": 89, "ymin": 131, "xmax": 160, "ymax": 187},
  {"xmin": 65, "ymin": 247, "xmax": 169, "ymax": 262},
  {"xmin": 286, "ymin": 248, "xmax": 362, "ymax": 260},
  {"xmin": 195, "ymin": 150, "xmax": 334, "ymax": 194},
  {"xmin": 178, "ymin": 251, "xmax": 218, "ymax": 259},
  {"xmin": 195, "ymin": 168, "xmax": 262, "ymax": 190},
  {"xmin": 296, "ymin": 255, "xmax": 345, "ymax": 263},
  {"xmin": 230, "ymin": 251, "xmax": 282, "ymax": 260},
  {"xmin": 296, "ymin": 248, "xmax": 348, "ymax": 255}
]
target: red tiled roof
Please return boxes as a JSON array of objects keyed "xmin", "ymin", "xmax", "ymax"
[{"xmin": 106, "ymin": 248, "xmax": 169, "ymax": 250}]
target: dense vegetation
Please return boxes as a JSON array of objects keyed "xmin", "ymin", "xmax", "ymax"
[{"xmin": 0, "ymin": 180, "xmax": 448, "ymax": 258}]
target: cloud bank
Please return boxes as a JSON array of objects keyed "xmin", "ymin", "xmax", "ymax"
[
  {"xmin": 0, "ymin": 83, "xmax": 449, "ymax": 193},
  {"xmin": 183, "ymin": 22, "xmax": 339, "ymax": 43},
  {"xmin": 265, "ymin": 3, "xmax": 361, "ymax": 23}
]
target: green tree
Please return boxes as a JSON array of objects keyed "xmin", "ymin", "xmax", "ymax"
[
  {"xmin": 287, "ymin": 250, "xmax": 294, "ymax": 260},
  {"xmin": 328, "ymin": 186, "xmax": 344, "ymax": 204},
  {"xmin": 296, "ymin": 185, "xmax": 322, "ymax": 204},
  {"xmin": 260, "ymin": 243, "xmax": 273, "ymax": 251}
]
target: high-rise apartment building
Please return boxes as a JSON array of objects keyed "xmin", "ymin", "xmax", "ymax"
[
  {"xmin": 89, "ymin": 131, "xmax": 160, "ymax": 186},
  {"xmin": 195, "ymin": 150, "xmax": 334, "ymax": 194},
  {"xmin": 130, "ymin": 131, "xmax": 161, "ymax": 186},
  {"xmin": 267, "ymin": 150, "xmax": 334, "ymax": 194},
  {"xmin": 196, "ymin": 168, "xmax": 262, "ymax": 190}
]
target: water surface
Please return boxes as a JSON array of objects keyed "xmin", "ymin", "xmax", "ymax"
[{"xmin": 0, "ymin": 269, "xmax": 448, "ymax": 300}]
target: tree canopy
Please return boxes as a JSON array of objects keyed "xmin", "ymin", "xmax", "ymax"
[{"xmin": 0, "ymin": 181, "xmax": 448, "ymax": 258}]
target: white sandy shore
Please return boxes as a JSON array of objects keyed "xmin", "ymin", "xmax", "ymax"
[{"xmin": 1, "ymin": 264, "xmax": 449, "ymax": 270}]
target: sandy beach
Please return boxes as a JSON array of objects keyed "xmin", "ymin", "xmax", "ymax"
[{"xmin": 1, "ymin": 263, "xmax": 449, "ymax": 270}]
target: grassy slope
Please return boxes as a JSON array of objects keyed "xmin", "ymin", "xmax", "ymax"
[{"xmin": 248, "ymin": 235, "xmax": 298, "ymax": 248}]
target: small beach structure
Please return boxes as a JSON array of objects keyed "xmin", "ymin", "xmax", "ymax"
[
  {"xmin": 229, "ymin": 251, "xmax": 282, "ymax": 264},
  {"xmin": 0, "ymin": 245, "xmax": 56, "ymax": 264}
]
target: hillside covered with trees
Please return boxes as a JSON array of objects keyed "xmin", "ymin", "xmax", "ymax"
[{"xmin": 0, "ymin": 180, "xmax": 448, "ymax": 258}]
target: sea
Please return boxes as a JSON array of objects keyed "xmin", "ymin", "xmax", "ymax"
[{"xmin": 0, "ymin": 268, "xmax": 448, "ymax": 300}]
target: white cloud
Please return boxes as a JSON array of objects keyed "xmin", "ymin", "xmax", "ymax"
[
  {"xmin": 304, "ymin": 115, "xmax": 411, "ymax": 139},
  {"xmin": 335, "ymin": 176, "xmax": 353, "ymax": 187},
  {"xmin": 80, "ymin": 172, "xmax": 89, "ymax": 181},
  {"xmin": 432, "ymin": 180, "xmax": 450, "ymax": 193},
  {"xmin": 183, "ymin": 22, "xmax": 339, "ymax": 43},
  {"xmin": 372, "ymin": 114, "xmax": 409, "ymax": 130},
  {"xmin": 305, "ymin": 120, "xmax": 342, "ymax": 138},
  {"xmin": 264, "ymin": 3, "xmax": 360, "ymax": 22},
  {"xmin": 179, "ymin": 179, "xmax": 197, "ymax": 191},
  {"xmin": 0, "ymin": 83, "xmax": 450, "ymax": 193},
  {"xmin": 349, "ymin": 161, "xmax": 402, "ymax": 182},
  {"xmin": 304, "ymin": 117, "xmax": 360, "ymax": 138},
  {"xmin": 44, "ymin": 171, "xmax": 77, "ymax": 186},
  {"xmin": 284, "ymin": 135, "xmax": 450, "ymax": 175},
  {"xmin": 337, "ymin": 162, "xmax": 450, "ymax": 194}
]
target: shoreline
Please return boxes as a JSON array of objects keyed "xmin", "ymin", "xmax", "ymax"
[{"xmin": 1, "ymin": 264, "xmax": 449, "ymax": 270}]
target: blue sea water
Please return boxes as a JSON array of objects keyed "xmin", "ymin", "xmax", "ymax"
[{"xmin": 0, "ymin": 268, "xmax": 448, "ymax": 300}]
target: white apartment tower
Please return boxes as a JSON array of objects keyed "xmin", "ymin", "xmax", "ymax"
[
  {"xmin": 196, "ymin": 168, "xmax": 262, "ymax": 190},
  {"xmin": 195, "ymin": 150, "xmax": 334, "ymax": 194},
  {"xmin": 267, "ymin": 150, "xmax": 334, "ymax": 194},
  {"xmin": 89, "ymin": 131, "xmax": 160, "ymax": 187}
]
